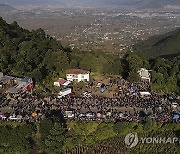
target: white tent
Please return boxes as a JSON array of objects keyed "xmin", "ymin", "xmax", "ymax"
[{"xmin": 140, "ymin": 91, "xmax": 151, "ymax": 96}]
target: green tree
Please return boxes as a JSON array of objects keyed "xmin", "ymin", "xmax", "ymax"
[
  {"xmin": 111, "ymin": 59, "xmax": 123, "ymax": 75},
  {"xmin": 126, "ymin": 52, "xmax": 143, "ymax": 72},
  {"xmin": 0, "ymin": 123, "xmax": 36, "ymax": 153},
  {"xmin": 31, "ymin": 69, "xmax": 43, "ymax": 82},
  {"xmin": 79, "ymin": 53, "xmax": 96, "ymax": 71},
  {"xmin": 113, "ymin": 122, "xmax": 130, "ymax": 134},
  {"xmin": 122, "ymin": 52, "xmax": 143, "ymax": 80},
  {"xmin": 141, "ymin": 117, "xmax": 153, "ymax": 131},
  {"xmin": 45, "ymin": 123, "xmax": 66, "ymax": 153},
  {"xmin": 44, "ymin": 49, "xmax": 69, "ymax": 73},
  {"xmin": 127, "ymin": 71, "xmax": 140, "ymax": 82}
]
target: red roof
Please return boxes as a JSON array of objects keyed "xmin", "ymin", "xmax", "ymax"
[
  {"xmin": 66, "ymin": 69, "xmax": 89, "ymax": 75},
  {"xmin": 57, "ymin": 78, "xmax": 67, "ymax": 85}
]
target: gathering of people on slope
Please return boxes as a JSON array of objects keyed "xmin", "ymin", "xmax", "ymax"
[{"xmin": 0, "ymin": 77, "xmax": 179, "ymax": 123}]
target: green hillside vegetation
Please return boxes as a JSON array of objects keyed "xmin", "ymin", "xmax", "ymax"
[
  {"xmin": 133, "ymin": 28, "xmax": 180, "ymax": 59},
  {"xmin": 150, "ymin": 56, "xmax": 180, "ymax": 94},
  {"xmin": 0, "ymin": 119, "xmax": 179, "ymax": 153}
]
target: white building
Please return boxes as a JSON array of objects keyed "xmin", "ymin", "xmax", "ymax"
[
  {"xmin": 66, "ymin": 69, "xmax": 90, "ymax": 82},
  {"xmin": 54, "ymin": 78, "xmax": 71, "ymax": 87},
  {"xmin": 138, "ymin": 68, "xmax": 151, "ymax": 82},
  {"xmin": 0, "ymin": 72, "xmax": 3, "ymax": 78}
]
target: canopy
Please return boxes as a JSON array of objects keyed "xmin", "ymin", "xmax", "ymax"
[
  {"xmin": 173, "ymin": 114, "xmax": 180, "ymax": 120},
  {"xmin": 131, "ymin": 86, "xmax": 136, "ymax": 92},
  {"xmin": 32, "ymin": 112, "xmax": 37, "ymax": 117},
  {"xmin": 100, "ymin": 88, "xmax": 105, "ymax": 93}
]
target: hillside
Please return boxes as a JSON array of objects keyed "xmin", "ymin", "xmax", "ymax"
[
  {"xmin": 121, "ymin": 0, "xmax": 180, "ymax": 9},
  {"xmin": 0, "ymin": 17, "xmax": 118, "ymax": 82},
  {"xmin": 133, "ymin": 28, "xmax": 180, "ymax": 59}
]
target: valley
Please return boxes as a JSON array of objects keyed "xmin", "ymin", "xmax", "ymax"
[{"xmin": 1, "ymin": 5, "xmax": 180, "ymax": 55}]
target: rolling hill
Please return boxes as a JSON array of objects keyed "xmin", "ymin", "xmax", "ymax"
[
  {"xmin": 119, "ymin": 0, "xmax": 180, "ymax": 9},
  {"xmin": 133, "ymin": 28, "xmax": 180, "ymax": 59}
]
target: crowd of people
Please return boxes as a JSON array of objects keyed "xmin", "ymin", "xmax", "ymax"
[{"xmin": 0, "ymin": 78, "xmax": 179, "ymax": 123}]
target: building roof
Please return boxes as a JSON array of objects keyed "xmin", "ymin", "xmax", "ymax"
[
  {"xmin": 7, "ymin": 87, "xmax": 19, "ymax": 93},
  {"xmin": 5, "ymin": 77, "xmax": 33, "ymax": 93},
  {"xmin": 63, "ymin": 80, "xmax": 71, "ymax": 86},
  {"xmin": 60, "ymin": 88, "xmax": 71, "ymax": 93},
  {"xmin": 56, "ymin": 78, "xmax": 67, "ymax": 85},
  {"xmin": 66, "ymin": 69, "xmax": 89, "ymax": 75},
  {"xmin": 1, "ymin": 76, "xmax": 15, "ymax": 84},
  {"xmin": 138, "ymin": 68, "xmax": 150, "ymax": 79},
  {"xmin": 15, "ymin": 77, "xmax": 33, "ymax": 89}
]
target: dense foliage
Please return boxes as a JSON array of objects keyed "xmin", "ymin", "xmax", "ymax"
[
  {"xmin": 0, "ymin": 17, "xmax": 69, "ymax": 82},
  {"xmin": 0, "ymin": 119, "xmax": 179, "ymax": 154},
  {"xmin": 0, "ymin": 123, "xmax": 36, "ymax": 153},
  {"xmin": 150, "ymin": 56, "xmax": 180, "ymax": 94}
]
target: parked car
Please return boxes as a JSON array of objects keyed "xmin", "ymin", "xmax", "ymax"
[
  {"xmin": 82, "ymin": 91, "xmax": 92, "ymax": 98},
  {"xmin": 172, "ymin": 102, "xmax": 178, "ymax": 108},
  {"xmin": 96, "ymin": 82, "xmax": 101, "ymax": 88}
]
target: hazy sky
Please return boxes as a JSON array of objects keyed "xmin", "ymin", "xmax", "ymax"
[{"xmin": 0, "ymin": 0, "xmax": 180, "ymax": 9}]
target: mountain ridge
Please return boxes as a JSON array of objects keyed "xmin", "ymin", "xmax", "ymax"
[
  {"xmin": 0, "ymin": 0, "xmax": 180, "ymax": 9},
  {"xmin": 133, "ymin": 27, "xmax": 180, "ymax": 59}
]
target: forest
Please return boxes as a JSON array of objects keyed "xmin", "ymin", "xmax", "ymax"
[
  {"xmin": 133, "ymin": 27, "xmax": 180, "ymax": 59},
  {"xmin": 0, "ymin": 17, "xmax": 179, "ymax": 94}
]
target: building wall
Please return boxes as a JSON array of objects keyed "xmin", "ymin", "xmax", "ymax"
[
  {"xmin": 54, "ymin": 82, "xmax": 60, "ymax": 87},
  {"xmin": 0, "ymin": 72, "xmax": 3, "ymax": 78},
  {"xmin": 138, "ymin": 68, "xmax": 151, "ymax": 82},
  {"xmin": 79, "ymin": 74, "xmax": 89, "ymax": 82},
  {"xmin": 66, "ymin": 73, "xmax": 89, "ymax": 82}
]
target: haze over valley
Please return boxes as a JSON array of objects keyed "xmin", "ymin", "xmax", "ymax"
[{"xmin": 0, "ymin": 0, "xmax": 180, "ymax": 54}]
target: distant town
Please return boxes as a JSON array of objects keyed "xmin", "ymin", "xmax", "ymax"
[{"xmin": 2, "ymin": 7, "xmax": 180, "ymax": 55}]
